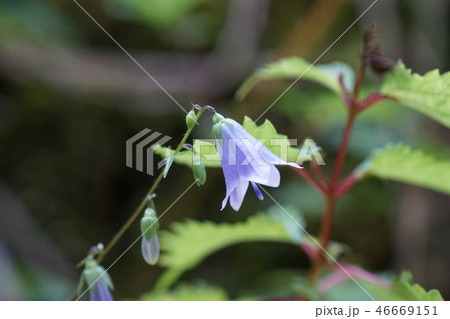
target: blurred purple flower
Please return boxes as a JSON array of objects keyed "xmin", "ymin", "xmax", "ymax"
[
  {"xmin": 214, "ymin": 118, "xmax": 301, "ymax": 211},
  {"xmin": 82, "ymin": 259, "xmax": 114, "ymax": 301},
  {"xmin": 90, "ymin": 277, "xmax": 114, "ymax": 301}
]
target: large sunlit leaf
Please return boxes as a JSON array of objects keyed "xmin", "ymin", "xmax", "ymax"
[
  {"xmin": 381, "ymin": 61, "xmax": 450, "ymax": 128},
  {"xmin": 236, "ymin": 57, "xmax": 355, "ymax": 100},
  {"xmin": 152, "ymin": 208, "xmax": 304, "ymax": 292},
  {"xmin": 159, "ymin": 210, "xmax": 303, "ymax": 271},
  {"xmin": 154, "ymin": 116, "xmax": 313, "ymax": 168},
  {"xmin": 365, "ymin": 144, "xmax": 450, "ymax": 195}
]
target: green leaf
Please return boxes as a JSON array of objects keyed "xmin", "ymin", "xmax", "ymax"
[
  {"xmin": 381, "ymin": 61, "xmax": 450, "ymax": 128},
  {"xmin": 163, "ymin": 155, "xmax": 175, "ymax": 178},
  {"xmin": 141, "ymin": 282, "xmax": 228, "ymax": 301},
  {"xmin": 391, "ymin": 271, "xmax": 444, "ymax": 301},
  {"xmin": 152, "ymin": 209, "xmax": 304, "ymax": 292},
  {"xmin": 366, "ymin": 144, "xmax": 450, "ymax": 195},
  {"xmin": 371, "ymin": 271, "xmax": 444, "ymax": 301},
  {"xmin": 160, "ymin": 211, "xmax": 303, "ymax": 272},
  {"xmin": 236, "ymin": 57, "xmax": 354, "ymax": 100},
  {"xmin": 242, "ymin": 116, "xmax": 313, "ymax": 164},
  {"xmin": 154, "ymin": 117, "xmax": 314, "ymax": 168}
]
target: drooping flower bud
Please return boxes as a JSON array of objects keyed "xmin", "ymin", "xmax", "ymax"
[
  {"xmin": 192, "ymin": 153, "xmax": 206, "ymax": 185},
  {"xmin": 141, "ymin": 233, "xmax": 160, "ymax": 265},
  {"xmin": 140, "ymin": 208, "xmax": 158, "ymax": 241},
  {"xmin": 186, "ymin": 110, "xmax": 197, "ymax": 130},
  {"xmin": 82, "ymin": 258, "xmax": 114, "ymax": 301},
  {"xmin": 140, "ymin": 207, "xmax": 160, "ymax": 265}
]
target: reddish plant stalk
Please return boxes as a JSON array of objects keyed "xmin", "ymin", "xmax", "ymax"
[
  {"xmin": 307, "ymin": 109, "xmax": 357, "ymax": 282},
  {"xmin": 331, "ymin": 108, "xmax": 357, "ymax": 187},
  {"xmin": 305, "ymin": 66, "xmax": 365, "ymax": 283}
]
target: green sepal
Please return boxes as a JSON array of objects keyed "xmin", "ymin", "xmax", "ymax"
[
  {"xmin": 212, "ymin": 112, "xmax": 225, "ymax": 124},
  {"xmin": 192, "ymin": 154, "xmax": 206, "ymax": 185},
  {"xmin": 185, "ymin": 110, "xmax": 197, "ymax": 130},
  {"xmin": 82, "ymin": 259, "xmax": 114, "ymax": 291},
  {"xmin": 212, "ymin": 123, "xmax": 222, "ymax": 140},
  {"xmin": 141, "ymin": 208, "xmax": 159, "ymax": 240}
]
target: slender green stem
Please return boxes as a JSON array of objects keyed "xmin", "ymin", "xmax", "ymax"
[
  {"xmin": 97, "ymin": 172, "xmax": 163, "ymax": 264},
  {"xmin": 69, "ymin": 108, "xmax": 205, "ymax": 300},
  {"xmin": 97, "ymin": 109, "xmax": 203, "ymax": 264}
]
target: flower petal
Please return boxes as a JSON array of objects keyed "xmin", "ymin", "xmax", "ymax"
[
  {"xmin": 90, "ymin": 279, "xmax": 114, "ymax": 301},
  {"xmin": 229, "ymin": 179, "xmax": 249, "ymax": 211},
  {"xmin": 217, "ymin": 117, "xmax": 302, "ymax": 210},
  {"xmin": 222, "ymin": 124, "xmax": 272, "ymax": 184},
  {"xmin": 263, "ymin": 164, "xmax": 281, "ymax": 187},
  {"xmin": 217, "ymin": 135, "xmax": 240, "ymax": 208}
]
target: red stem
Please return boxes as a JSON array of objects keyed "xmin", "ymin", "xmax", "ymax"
[
  {"xmin": 331, "ymin": 109, "xmax": 357, "ymax": 187},
  {"xmin": 307, "ymin": 110, "xmax": 357, "ymax": 282},
  {"xmin": 300, "ymin": 58, "xmax": 387, "ymax": 285},
  {"xmin": 308, "ymin": 194, "xmax": 336, "ymax": 281},
  {"xmin": 307, "ymin": 109, "xmax": 356, "ymax": 282},
  {"xmin": 335, "ymin": 172, "xmax": 359, "ymax": 198},
  {"xmin": 353, "ymin": 62, "xmax": 365, "ymax": 98},
  {"xmin": 307, "ymin": 64, "xmax": 365, "ymax": 283}
]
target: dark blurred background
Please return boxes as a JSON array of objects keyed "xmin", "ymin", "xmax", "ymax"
[{"xmin": 0, "ymin": 0, "xmax": 449, "ymax": 300}]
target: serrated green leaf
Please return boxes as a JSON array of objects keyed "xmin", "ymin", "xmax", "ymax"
[
  {"xmin": 316, "ymin": 62, "xmax": 355, "ymax": 91},
  {"xmin": 242, "ymin": 116, "xmax": 312, "ymax": 164},
  {"xmin": 361, "ymin": 272, "xmax": 444, "ymax": 301},
  {"xmin": 390, "ymin": 271, "xmax": 443, "ymax": 301},
  {"xmin": 141, "ymin": 282, "xmax": 228, "ymax": 301},
  {"xmin": 154, "ymin": 117, "xmax": 313, "ymax": 167},
  {"xmin": 236, "ymin": 57, "xmax": 354, "ymax": 100},
  {"xmin": 381, "ymin": 61, "xmax": 450, "ymax": 128},
  {"xmin": 153, "ymin": 211, "xmax": 304, "ymax": 293},
  {"xmin": 366, "ymin": 144, "xmax": 450, "ymax": 195},
  {"xmin": 159, "ymin": 211, "xmax": 303, "ymax": 272}
]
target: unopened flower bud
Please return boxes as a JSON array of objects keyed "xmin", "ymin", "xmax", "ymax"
[
  {"xmin": 141, "ymin": 233, "xmax": 160, "ymax": 265},
  {"xmin": 192, "ymin": 153, "xmax": 206, "ymax": 185},
  {"xmin": 212, "ymin": 112, "xmax": 225, "ymax": 125},
  {"xmin": 82, "ymin": 258, "xmax": 114, "ymax": 301},
  {"xmin": 362, "ymin": 24, "xmax": 395, "ymax": 75},
  {"xmin": 186, "ymin": 110, "xmax": 197, "ymax": 129},
  {"xmin": 140, "ymin": 208, "xmax": 159, "ymax": 241}
]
